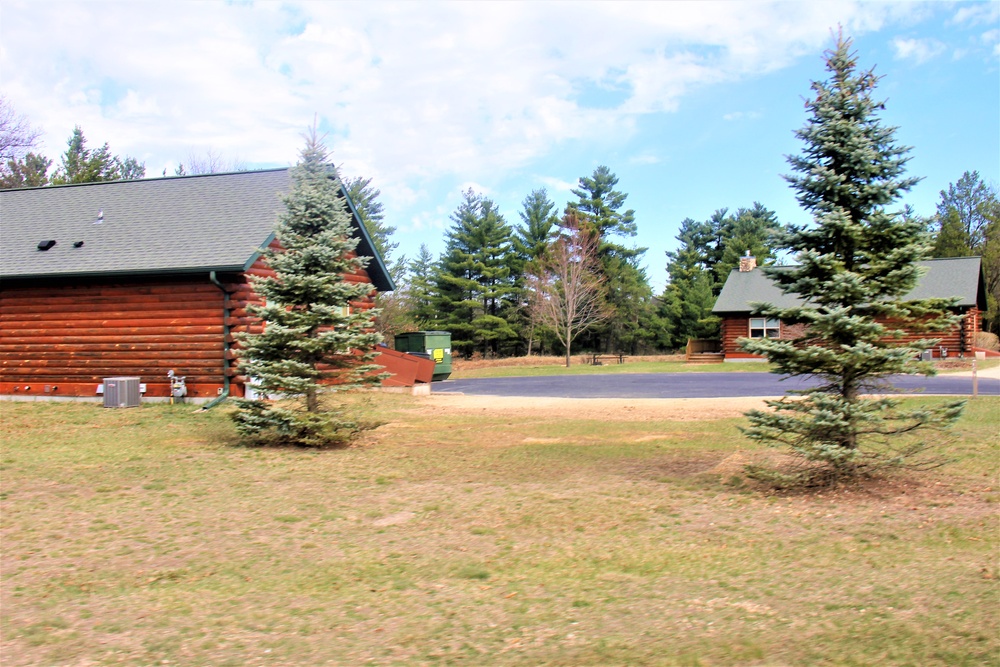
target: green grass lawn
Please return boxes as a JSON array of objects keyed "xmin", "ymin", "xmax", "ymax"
[{"xmin": 1, "ymin": 396, "xmax": 997, "ymax": 666}]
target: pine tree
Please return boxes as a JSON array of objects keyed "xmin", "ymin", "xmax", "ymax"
[
  {"xmin": 342, "ymin": 175, "xmax": 410, "ymax": 337},
  {"xmin": 931, "ymin": 208, "xmax": 971, "ymax": 258},
  {"xmin": 659, "ymin": 205, "xmax": 782, "ymax": 350},
  {"xmin": 435, "ymin": 191, "xmax": 483, "ymax": 355},
  {"xmin": 435, "ymin": 189, "xmax": 518, "ymax": 357},
  {"xmin": 514, "ymin": 188, "xmax": 559, "ymax": 263},
  {"xmin": 659, "ymin": 218, "xmax": 720, "ymax": 350},
  {"xmin": 407, "ymin": 244, "xmax": 440, "ymax": 327},
  {"xmin": 937, "ymin": 171, "xmax": 997, "ymax": 251},
  {"xmin": 343, "ymin": 175, "xmax": 407, "ymax": 283},
  {"xmin": 232, "ymin": 132, "xmax": 383, "ymax": 447},
  {"xmin": 740, "ymin": 35, "xmax": 964, "ymax": 484},
  {"xmin": 714, "ymin": 203, "xmax": 783, "ymax": 283},
  {"xmin": 514, "ymin": 189, "xmax": 559, "ymax": 353},
  {"xmin": 568, "ymin": 166, "xmax": 653, "ymax": 352},
  {"xmin": 473, "ymin": 197, "xmax": 520, "ymax": 355},
  {"xmin": 0, "ymin": 152, "xmax": 51, "ymax": 189},
  {"xmin": 51, "ymin": 126, "xmax": 145, "ymax": 184},
  {"xmin": 568, "ymin": 165, "xmax": 637, "ymax": 239}
]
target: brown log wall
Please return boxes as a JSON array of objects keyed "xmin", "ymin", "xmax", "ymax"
[
  {"xmin": 1, "ymin": 276, "xmax": 227, "ymax": 398},
  {"xmin": 719, "ymin": 310, "xmax": 976, "ymax": 360},
  {"xmin": 1, "ymin": 240, "xmax": 381, "ymax": 400},
  {"xmin": 223, "ymin": 246, "xmax": 379, "ymax": 385}
]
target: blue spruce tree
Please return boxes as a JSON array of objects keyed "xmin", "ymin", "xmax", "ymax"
[
  {"xmin": 232, "ymin": 132, "xmax": 383, "ymax": 447},
  {"xmin": 741, "ymin": 35, "xmax": 964, "ymax": 484}
]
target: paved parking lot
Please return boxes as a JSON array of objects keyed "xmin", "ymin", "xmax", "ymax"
[{"xmin": 434, "ymin": 371, "xmax": 1000, "ymax": 399}]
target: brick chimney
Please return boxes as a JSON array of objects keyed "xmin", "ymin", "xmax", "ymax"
[{"xmin": 738, "ymin": 251, "xmax": 757, "ymax": 272}]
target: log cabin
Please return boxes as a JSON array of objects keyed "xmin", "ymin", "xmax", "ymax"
[
  {"xmin": 0, "ymin": 168, "xmax": 397, "ymax": 403},
  {"xmin": 712, "ymin": 255, "xmax": 987, "ymax": 361}
]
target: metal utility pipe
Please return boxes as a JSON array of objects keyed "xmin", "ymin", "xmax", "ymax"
[{"xmin": 201, "ymin": 271, "xmax": 232, "ymax": 410}]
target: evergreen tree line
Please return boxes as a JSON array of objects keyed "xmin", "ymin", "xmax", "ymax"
[
  {"xmin": 366, "ymin": 164, "xmax": 791, "ymax": 359},
  {"xmin": 369, "ymin": 164, "xmax": 999, "ymax": 357},
  {"xmin": 365, "ymin": 168, "xmax": 646, "ymax": 359},
  {"xmin": 0, "ymin": 124, "xmax": 146, "ymax": 188}
]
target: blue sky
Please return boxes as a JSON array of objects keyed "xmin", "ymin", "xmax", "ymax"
[{"xmin": 2, "ymin": 1, "xmax": 997, "ymax": 291}]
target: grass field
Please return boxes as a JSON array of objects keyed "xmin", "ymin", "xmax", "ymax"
[
  {"xmin": 1, "ymin": 394, "xmax": 998, "ymax": 666},
  {"xmin": 450, "ymin": 354, "xmax": 773, "ymax": 379},
  {"xmin": 449, "ymin": 354, "xmax": 998, "ymax": 379}
]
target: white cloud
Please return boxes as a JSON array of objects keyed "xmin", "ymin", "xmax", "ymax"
[
  {"xmin": 0, "ymin": 0, "xmax": 942, "ymax": 248},
  {"xmin": 951, "ymin": 2, "xmax": 999, "ymax": 27},
  {"xmin": 629, "ymin": 154, "xmax": 661, "ymax": 165},
  {"xmin": 537, "ymin": 176, "xmax": 578, "ymax": 195},
  {"xmin": 407, "ymin": 210, "xmax": 448, "ymax": 233},
  {"xmin": 722, "ymin": 111, "xmax": 763, "ymax": 122},
  {"xmin": 0, "ymin": 1, "xmax": 899, "ymax": 177},
  {"xmin": 892, "ymin": 36, "xmax": 947, "ymax": 63},
  {"xmin": 981, "ymin": 28, "xmax": 1000, "ymax": 57}
]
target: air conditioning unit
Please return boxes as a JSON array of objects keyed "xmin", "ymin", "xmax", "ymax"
[{"xmin": 103, "ymin": 377, "xmax": 141, "ymax": 408}]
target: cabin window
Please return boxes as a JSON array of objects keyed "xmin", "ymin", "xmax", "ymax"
[{"xmin": 749, "ymin": 317, "xmax": 780, "ymax": 338}]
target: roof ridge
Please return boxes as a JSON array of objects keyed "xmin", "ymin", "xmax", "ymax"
[{"xmin": 0, "ymin": 167, "xmax": 291, "ymax": 193}]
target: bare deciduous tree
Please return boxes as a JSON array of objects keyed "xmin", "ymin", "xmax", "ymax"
[
  {"xmin": 173, "ymin": 148, "xmax": 246, "ymax": 176},
  {"xmin": 0, "ymin": 96, "xmax": 42, "ymax": 163},
  {"xmin": 528, "ymin": 217, "xmax": 613, "ymax": 367}
]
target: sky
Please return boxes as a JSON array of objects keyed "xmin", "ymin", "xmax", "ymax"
[{"xmin": 2, "ymin": 1, "xmax": 998, "ymax": 292}]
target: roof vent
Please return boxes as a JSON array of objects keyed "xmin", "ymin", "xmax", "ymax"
[
  {"xmin": 37, "ymin": 240, "xmax": 56, "ymax": 251},
  {"xmin": 73, "ymin": 241, "xmax": 85, "ymax": 248},
  {"xmin": 95, "ymin": 209, "xmax": 104, "ymax": 224}
]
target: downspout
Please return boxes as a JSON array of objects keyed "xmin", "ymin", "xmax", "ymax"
[{"xmin": 200, "ymin": 271, "xmax": 231, "ymax": 410}]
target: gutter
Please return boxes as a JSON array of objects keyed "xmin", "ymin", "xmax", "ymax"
[
  {"xmin": 1, "ymin": 265, "xmax": 249, "ymax": 283},
  {"xmin": 200, "ymin": 271, "xmax": 232, "ymax": 410}
]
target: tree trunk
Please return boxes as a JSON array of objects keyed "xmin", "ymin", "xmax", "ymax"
[
  {"xmin": 841, "ymin": 379, "xmax": 859, "ymax": 450},
  {"xmin": 565, "ymin": 325, "xmax": 572, "ymax": 367},
  {"xmin": 306, "ymin": 329, "xmax": 320, "ymax": 412}
]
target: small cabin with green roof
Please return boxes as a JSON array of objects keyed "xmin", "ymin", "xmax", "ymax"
[{"xmin": 711, "ymin": 255, "xmax": 987, "ymax": 361}]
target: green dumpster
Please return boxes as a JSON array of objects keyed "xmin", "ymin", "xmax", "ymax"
[{"xmin": 394, "ymin": 331, "xmax": 452, "ymax": 381}]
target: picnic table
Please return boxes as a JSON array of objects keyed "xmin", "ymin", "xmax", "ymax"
[{"xmin": 591, "ymin": 353, "xmax": 627, "ymax": 366}]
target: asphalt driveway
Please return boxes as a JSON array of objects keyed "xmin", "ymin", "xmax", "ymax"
[{"xmin": 434, "ymin": 371, "xmax": 1000, "ymax": 399}]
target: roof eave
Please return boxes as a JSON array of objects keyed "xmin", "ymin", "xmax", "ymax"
[
  {"xmin": 338, "ymin": 182, "xmax": 395, "ymax": 293},
  {"xmin": 0, "ymin": 264, "xmax": 250, "ymax": 282}
]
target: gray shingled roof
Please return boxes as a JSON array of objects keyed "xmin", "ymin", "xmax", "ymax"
[
  {"xmin": 0, "ymin": 169, "xmax": 393, "ymax": 292},
  {"xmin": 713, "ymin": 257, "xmax": 985, "ymax": 313}
]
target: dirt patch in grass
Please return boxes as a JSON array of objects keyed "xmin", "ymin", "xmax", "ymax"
[{"xmin": 416, "ymin": 394, "xmax": 772, "ymax": 422}]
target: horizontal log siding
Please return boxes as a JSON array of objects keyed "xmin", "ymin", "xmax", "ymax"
[
  {"xmin": 1, "ymin": 240, "xmax": 382, "ymax": 400},
  {"xmin": 720, "ymin": 316, "xmax": 759, "ymax": 359},
  {"xmin": 1, "ymin": 276, "xmax": 226, "ymax": 398},
  {"xmin": 720, "ymin": 310, "xmax": 976, "ymax": 359},
  {"xmin": 223, "ymin": 246, "xmax": 379, "ymax": 393}
]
